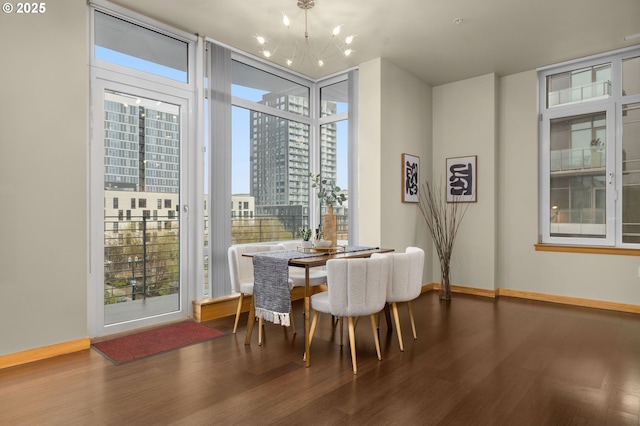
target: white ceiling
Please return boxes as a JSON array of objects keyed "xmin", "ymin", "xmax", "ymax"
[{"xmin": 111, "ymin": 0, "xmax": 640, "ymax": 86}]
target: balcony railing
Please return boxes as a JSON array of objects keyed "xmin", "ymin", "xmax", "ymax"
[
  {"xmin": 550, "ymin": 147, "xmax": 605, "ymax": 172},
  {"xmin": 104, "ymin": 216, "xmax": 179, "ymax": 305},
  {"xmin": 229, "ymin": 214, "xmax": 348, "ymax": 244},
  {"xmin": 104, "ymin": 213, "xmax": 349, "ymax": 304},
  {"xmin": 548, "ymin": 80, "xmax": 611, "ymax": 107}
]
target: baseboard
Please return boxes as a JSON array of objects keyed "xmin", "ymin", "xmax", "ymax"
[
  {"xmin": 193, "ymin": 285, "xmax": 326, "ymax": 323},
  {"xmin": 428, "ymin": 282, "xmax": 496, "ymax": 298},
  {"xmin": 428, "ymin": 282, "xmax": 640, "ymax": 314},
  {"xmin": 497, "ymin": 288, "xmax": 640, "ymax": 314},
  {"xmin": 0, "ymin": 338, "xmax": 90, "ymax": 370}
]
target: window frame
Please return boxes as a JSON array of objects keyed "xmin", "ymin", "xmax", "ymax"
[
  {"xmin": 205, "ymin": 40, "xmax": 358, "ymax": 298},
  {"xmin": 89, "ymin": 0, "xmax": 201, "ymax": 336},
  {"xmin": 539, "ymin": 45, "xmax": 640, "ymax": 249}
]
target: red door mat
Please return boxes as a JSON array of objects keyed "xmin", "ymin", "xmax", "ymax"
[{"xmin": 92, "ymin": 321, "xmax": 226, "ymax": 365}]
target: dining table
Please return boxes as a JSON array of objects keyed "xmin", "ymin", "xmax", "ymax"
[{"xmin": 244, "ymin": 245, "xmax": 394, "ymax": 367}]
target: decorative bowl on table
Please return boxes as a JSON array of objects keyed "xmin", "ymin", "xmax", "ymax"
[{"xmin": 313, "ymin": 240, "xmax": 332, "ymax": 249}]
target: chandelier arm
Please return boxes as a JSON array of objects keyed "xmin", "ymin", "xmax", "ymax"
[{"xmin": 255, "ymin": 0, "xmax": 354, "ymax": 68}]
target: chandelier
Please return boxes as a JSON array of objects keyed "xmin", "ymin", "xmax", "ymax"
[{"xmin": 255, "ymin": 0, "xmax": 355, "ymax": 68}]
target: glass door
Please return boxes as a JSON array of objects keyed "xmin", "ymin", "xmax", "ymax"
[{"xmin": 91, "ymin": 81, "xmax": 190, "ymax": 336}]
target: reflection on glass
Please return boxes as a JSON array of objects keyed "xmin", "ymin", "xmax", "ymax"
[
  {"xmin": 546, "ymin": 63, "xmax": 611, "ymax": 108},
  {"xmin": 231, "ymin": 60, "xmax": 309, "ymax": 117},
  {"xmin": 549, "ymin": 112, "xmax": 606, "ymax": 238},
  {"xmin": 94, "ymin": 11, "xmax": 188, "ymax": 83},
  {"xmin": 103, "ymin": 90, "xmax": 181, "ymax": 325},
  {"xmin": 623, "ymin": 57, "xmax": 640, "ymax": 97},
  {"xmin": 320, "ymin": 120, "xmax": 348, "ymax": 241},
  {"xmin": 320, "ymin": 80, "xmax": 349, "ymax": 117}
]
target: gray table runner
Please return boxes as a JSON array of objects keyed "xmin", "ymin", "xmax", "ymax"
[{"xmin": 252, "ymin": 247, "xmax": 378, "ymax": 327}]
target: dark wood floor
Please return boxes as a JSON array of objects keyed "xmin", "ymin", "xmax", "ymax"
[{"xmin": 2, "ymin": 292, "xmax": 640, "ymax": 425}]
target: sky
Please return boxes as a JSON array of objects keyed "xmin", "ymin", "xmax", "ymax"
[{"xmin": 95, "ymin": 46, "xmax": 348, "ymax": 195}]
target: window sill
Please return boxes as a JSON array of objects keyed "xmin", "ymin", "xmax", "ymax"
[{"xmin": 534, "ymin": 244, "xmax": 640, "ymax": 256}]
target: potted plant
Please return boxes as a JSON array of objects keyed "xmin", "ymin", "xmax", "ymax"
[
  {"xmin": 299, "ymin": 226, "xmax": 313, "ymax": 248},
  {"xmin": 309, "ymin": 173, "xmax": 347, "ymax": 247},
  {"xmin": 309, "ymin": 173, "xmax": 347, "ymax": 207}
]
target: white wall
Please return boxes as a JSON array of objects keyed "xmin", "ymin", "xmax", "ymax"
[
  {"xmin": 358, "ymin": 58, "xmax": 433, "ymax": 281},
  {"xmin": 432, "ymin": 74, "xmax": 498, "ymax": 291},
  {"xmin": 357, "ymin": 58, "xmax": 383, "ymax": 247},
  {"xmin": 0, "ymin": 0, "xmax": 88, "ymax": 355},
  {"xmin": 499, "ymin": 71, "xmax": 640, "ymax": 305}
]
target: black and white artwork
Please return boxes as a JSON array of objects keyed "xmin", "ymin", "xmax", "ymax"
[
  {"xmin": 446, "ymin": 155, "xmax": 477, "ymax": 203},
  {"xmin": 402, "ymin": 153, "xmax": 420, "ymax": 203}
]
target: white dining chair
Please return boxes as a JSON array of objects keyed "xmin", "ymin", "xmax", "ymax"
[
  {"xmin": 228, "ymin": 244, "xmax": 286, "ymax": 335},
  {"xmin": 278, "ymin": 242, "xmax": 327, "ymax": 288},
  {"xmin": 373, "ymin": 247, "xmax": 425, "ymax": 351},
  {"xmin": 308, "ymin": 256, "xmax": 390, "ymax": 374}
]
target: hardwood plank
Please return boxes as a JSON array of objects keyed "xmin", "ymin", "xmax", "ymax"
[{"xmin": 1, "ymin": 293, "xmax": 640, "ymax": 425}]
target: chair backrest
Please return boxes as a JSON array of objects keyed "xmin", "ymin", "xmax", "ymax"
[
  {"xmin": 325, "ymin": 256, "xmax": 390, "ymax": 317},
  {"xmin": 227, "ymin": 244, "xmax": 285, "ymax": 293},
  {"xmin": 373, "ymin": 247, "xmax": 424, "ymax": 303},
  {"xmin": 277, "ymin": 241, "xmax": 299, "ymax": 251}
]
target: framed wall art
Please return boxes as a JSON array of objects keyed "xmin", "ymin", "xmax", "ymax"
[
  {"xmin": 401, "ymin": 153, "xmax": 420, "ymax": 203},
  {"xmin": 446, "ymin": 155, "xmax": 477, "ymax": 203}
]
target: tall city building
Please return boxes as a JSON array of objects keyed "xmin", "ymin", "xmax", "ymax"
[
  {"xmin": 104, "ymin": 91, "xmax": 180, "ymax": 194},
  {"xmin": 250, "ymin": 93, "xmax": 337, "ymax": 214}
]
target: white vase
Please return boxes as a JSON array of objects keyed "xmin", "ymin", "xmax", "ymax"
[{"xmin": 301, "ymin": 240, "xmax": 313, "ymax": 248}]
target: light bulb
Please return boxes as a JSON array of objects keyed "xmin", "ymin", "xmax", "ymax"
[
  {"xmin": 318, "ymin": 60, "xmax": 324, "ymax": 67},
  {"xmin": 262, "ymin": 50, "xmax": 272, "ymax": 58},
  {"xmin": 332, "ymin": 25, "xmax": 341, "ymax": 36},
  {"xmin": 256, "ymin": 35, "xmax": 266, "ymax": 45},
  {"xmin": 286, "ymin": 59, "xmax": 293, "ymax": 66},
  {"xmin": 282, "ymin": 13, "xmax": 290, "ymax": 27},
  {"xmin": 345, "ymin": 35, "xmax": 354, "ymax": 44},
  {"xmin": 344, "ymin": 48, "xmax": 352, "ymax": 57}
]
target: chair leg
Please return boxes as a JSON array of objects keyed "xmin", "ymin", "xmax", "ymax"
[
  {"xmin": 233, "ymin": 293, "xmax": 244, "ymax": 334},
  {"xmin": 407, "ymin": 301, "xmax": 417, "ymax": 340},
  {"xmin": 258, "ymin": 316, "xmax": 264, "ymax": 346},
  {"xmin": 309, "ymin": 310, "xmax": 320, "ymax": 344},
  {"xmin": 304, "ymin": 311, "xmax": 320, "ymax": 362},
  {"xmin": 290, "ymin": 308, "xmax": 296, "ymax": 334},
  {"xmin": 392, "ymin": 302, "xmax": 404, "ymax": 352},
  {"xmin": 339, "ymin": 316, "xmax": 344, "ymax": 346},
  {"xmin": 348, "ymin": 316, "xmax": 358, "ymax": 374},
  {"xmin": 370, "ymin": 314, "xmax": 382, "ymax": 360}
]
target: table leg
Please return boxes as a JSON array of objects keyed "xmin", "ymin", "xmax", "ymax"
[
  {"xmin": 245, "ymin": 298, "xmax": 256, "ymax": 345},
  {"xmin": 304, "ymin": 266, "xmax": 311, "ymax": 367}
]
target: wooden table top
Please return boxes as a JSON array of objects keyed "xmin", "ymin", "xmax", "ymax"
[{"xmin": 287, "ymin": 247, "xmax": 394, "ymax": 268}]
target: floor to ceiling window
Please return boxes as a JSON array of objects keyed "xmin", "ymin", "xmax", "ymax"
[
  {"xmin": 205, "ymin": 43, "xmax": 358, "ymax": 298},
  {"xmin": 89, "ymin": 3, "xmax": 358, "ymax": 313},
  {"xmin": 89, "ymin": 4, "xmax": 198, "ymax": 336}
]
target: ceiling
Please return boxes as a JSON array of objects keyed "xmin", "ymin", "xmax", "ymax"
[{"xmin": 111, "ymin": 0, "xmax": 640, "ymax": 86}]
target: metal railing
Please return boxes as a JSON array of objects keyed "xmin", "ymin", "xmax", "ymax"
[
  {"xmin": 104, "ymin": 213, "xmax": 349, "ymax": 304},
  {"xmin": 229, "ymin": 214, "xmax": 348, "ymax": 244},
  {"xmin": 104, "ymin": 216, "xmax": 180, "ymax": 305}
]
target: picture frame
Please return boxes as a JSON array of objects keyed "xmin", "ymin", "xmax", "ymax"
[
  {"xmin": 401, "ymin": 153, "xmax": 420, "ymax": 203},
  {"xmin": 446, "ymin": 155, "xmax": 477, "ymax": 203}
]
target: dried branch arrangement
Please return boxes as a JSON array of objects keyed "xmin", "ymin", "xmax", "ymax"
[{"xmin": 417, "ymin": 180, "xmax": 469, "ymax": 300}]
